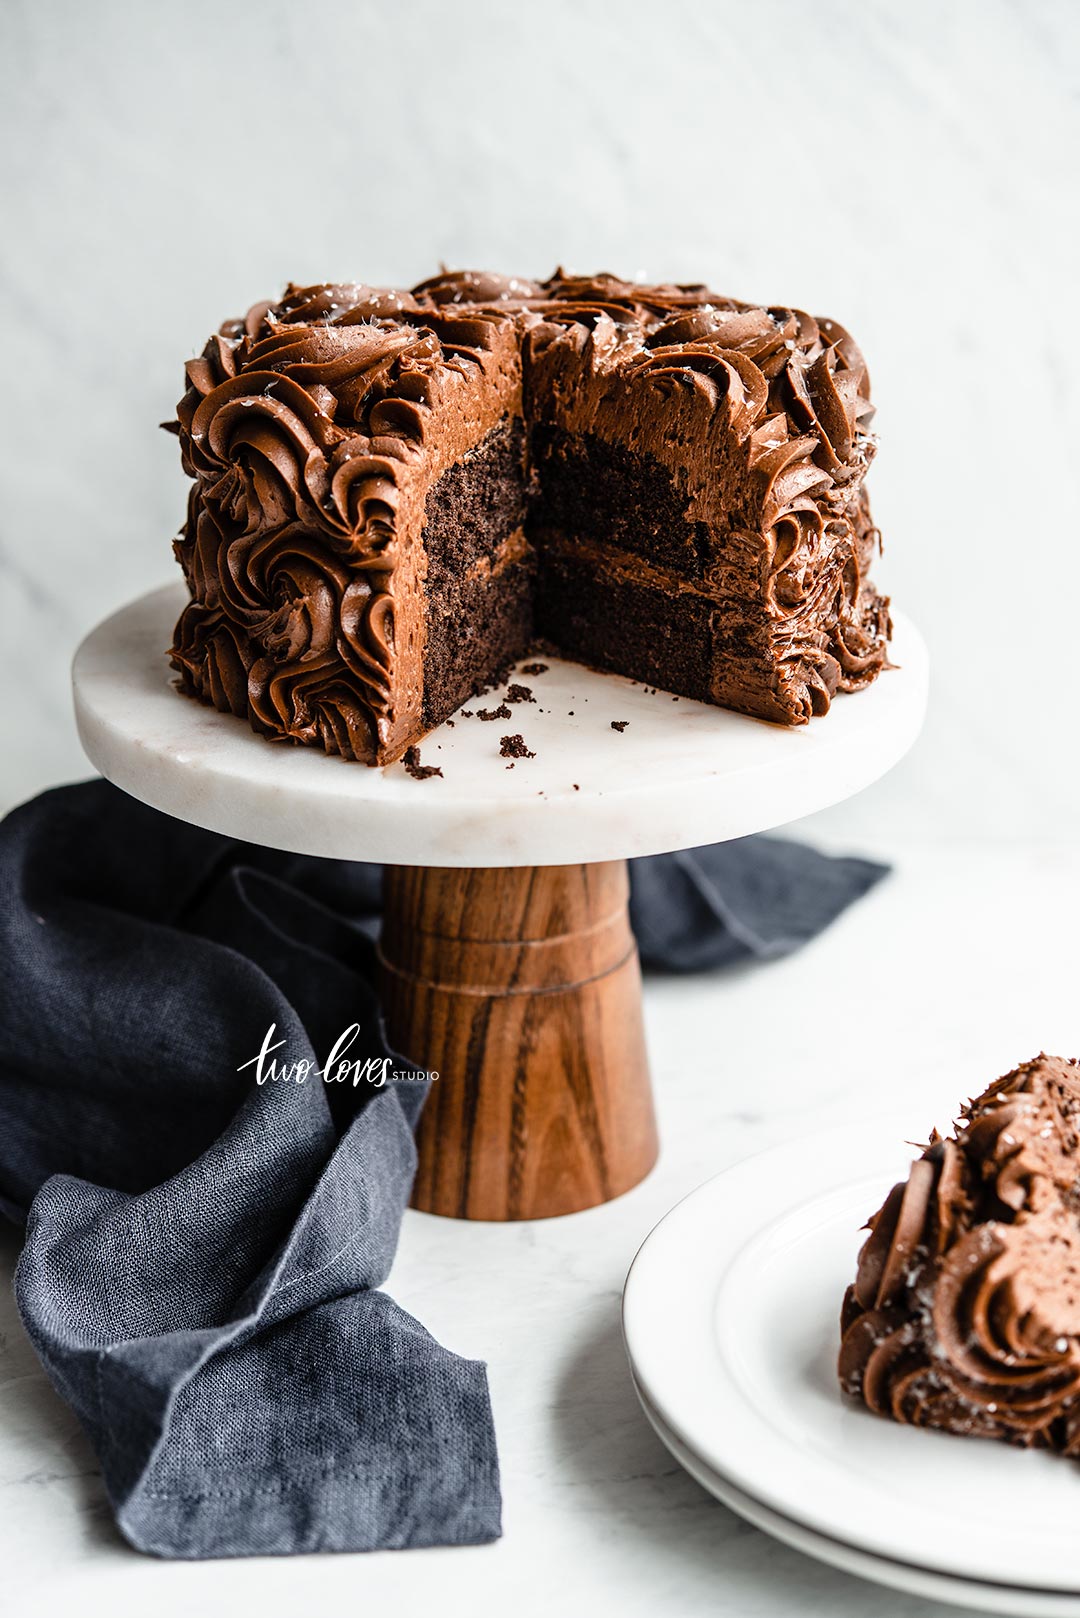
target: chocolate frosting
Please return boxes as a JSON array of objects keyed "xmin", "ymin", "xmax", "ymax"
[
  {"xmin": 169, "ymin": 270, "xmax": 890, "ymax": 761},
  {"xmin": 840, "ymin": 1055, "xmax": 1080, "ymax": 1452}
]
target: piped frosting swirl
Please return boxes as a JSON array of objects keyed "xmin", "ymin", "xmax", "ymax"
[{"xmin": 840, "ymin": 1055, "xmax": 1080, "ymax": 1452}]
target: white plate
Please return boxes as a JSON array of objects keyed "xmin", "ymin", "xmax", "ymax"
[
  {"xmin": 633, "ymin": 1379, "xmax": 1080, "ymax": 1616},
  {"xmin": 622, "ymin": 1121, "xmax": 1080, "ymax": 1598}
]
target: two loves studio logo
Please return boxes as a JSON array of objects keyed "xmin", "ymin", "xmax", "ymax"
[{"xmin": 238, "ymin": 1023, "xmax": 438, "ymax": 1087}]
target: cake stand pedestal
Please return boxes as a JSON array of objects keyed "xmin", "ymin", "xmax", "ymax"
[{"xmin": 72, "ymin": 583, "xmax": 927, "ymax": 1220}]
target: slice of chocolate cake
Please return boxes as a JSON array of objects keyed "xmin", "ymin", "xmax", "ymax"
[
  {"xmin": 169, "ymin": 280, "xmax": 534, "ymax": 763},
  {"xmin": 168, "ymin": 270, "xmax": 891, "ymax": 765},
  {"xmin": 839, "ymin": 1055, "xmax": 1080, "ymax": 1452}
]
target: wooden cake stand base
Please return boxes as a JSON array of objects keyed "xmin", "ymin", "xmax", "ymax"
[
  {"xmin": 381, "ymin": 860, "xmax": 655, "ymax": 1219},
  {"xmin": 72, "ymin": 584, "xmax": 927, "ymax": 1221}
]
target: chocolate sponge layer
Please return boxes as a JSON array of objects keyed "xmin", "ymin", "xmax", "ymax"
[
  {"xmin": 530, "ymin": 424, "xmax": 711, "ymax": 580},
  {"xmin": 533, "ymin": 544, "xmax": 716, "ymax": 704},
  {"xmin": 421, "ymin": 420, "xmax": 534, "ymax": 729},
  {"xmin": 423, "ymin": 419, "xmax": 529, "ymax": 589}
]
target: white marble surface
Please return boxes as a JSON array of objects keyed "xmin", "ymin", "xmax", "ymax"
[
  {"xmin": 4, "ymin": 840, "xmax": 1078, "ymax": 1618},
  {"xmin": 2, "ymin": 0, "xmax": 1079, "ymax": 843},
  {"xmin": 73, "ymin": 584, "xmax": 927, "ymax": 864}
]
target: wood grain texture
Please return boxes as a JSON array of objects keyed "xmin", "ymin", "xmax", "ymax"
[{"xmin": 380, "ymin": 860, "xmax": 658, "ymax": 1219}]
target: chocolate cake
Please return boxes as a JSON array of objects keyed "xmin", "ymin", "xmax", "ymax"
[
  {"xmin": 839, "ymin": 1055, "xmax": 1080, "ymax": 1452},
  {"xmin": 168, "ymin": 270, "xmax": 891, "ymax": 765}
]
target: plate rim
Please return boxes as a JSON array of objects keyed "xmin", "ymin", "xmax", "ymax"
[
  {"xmin": 622, "ymin": 1117, "xmax": 1080, "ymax": 1594},
  {"xmin": 631, "ymin": 1375, "xmax": 1080, "ymax": 1618}
]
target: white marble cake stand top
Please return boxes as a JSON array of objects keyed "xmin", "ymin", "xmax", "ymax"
[{"xmin": 72, "ymin": 582, "xmax": 927, "ymax": 867}]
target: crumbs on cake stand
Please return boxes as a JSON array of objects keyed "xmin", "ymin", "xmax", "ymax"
[
  {"xmin": 471, "ymin": 660, "xmax": 514, "ymax": 699},
  {"xmin": 402, "ymin": 746, "xmax": 443, "ymax": 781},
  {"xmin": 500, "ymin": 734, "xmax": 536, "ymax": 768}
]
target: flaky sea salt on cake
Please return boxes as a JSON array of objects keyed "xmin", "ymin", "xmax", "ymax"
[
  {"xmin": 167, "ymin": 270, "xmax": 891, "ymax": 765},
  {"xmin": 839, "ymin": 1055, "xmax": 1080, "ymax": 1452}
]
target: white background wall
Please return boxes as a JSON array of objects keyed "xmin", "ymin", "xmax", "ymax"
[{"xmin": 2, "ymin": 0, "xmax": 1077, "ymax": 846}]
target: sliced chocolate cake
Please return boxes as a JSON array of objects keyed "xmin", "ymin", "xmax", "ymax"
[
  {"xmin": 169, "ymin": 270, "xmax": 891, "ymax": 764},
  {"xmin": 839, "ymin": 1055, "xmax": 1080, "ymax": 1452}
]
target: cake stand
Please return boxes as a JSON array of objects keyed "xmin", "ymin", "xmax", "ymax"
[{"xmin": 72, "ymin": 582, "xmax": 927, "ymax": 1221}]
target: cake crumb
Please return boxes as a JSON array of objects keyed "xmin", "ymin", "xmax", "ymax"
[
  {"xmin": 473, "ymin": 661, "xmax": 514, "ymax": 698},
  {"xmin": 402, "ymin": 746, "xmax": 443, "ymax": 781},
  {"xmin": 573, "ymin": 783, "xmax": 580, "ymax": 791},
  {"xmin": 500, "ymin": 734, "xmax": 535, "ymax": 760},
  {"xmin": 522, "ymin": 662, "xmax": 549, "ymax": 676},
  {"xmin": 478, "ymin": 703, "xmax": 512, "ymax": 722},
  {"xmin": 505, "ymin": 683, "xmax": 534, "ymax": 704},
  {"xmin": 611, "ymin": 720, "xmax": 629, "ymax": 733}
]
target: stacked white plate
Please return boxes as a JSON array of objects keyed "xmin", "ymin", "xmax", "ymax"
[{"xmin": 622, "ymin": 1123, "xmax": 1080, "ymax": 1616}]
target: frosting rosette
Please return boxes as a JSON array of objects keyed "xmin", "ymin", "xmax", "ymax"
[
  {"xmin": 175, "ymin": 317, "xmax": 441, "ymax": 540},
  {"xmin": 171, "ymin": 500, "xmax": 399, "ymax": 759},
  {"xmin": 839, "ymin": 1055, "xmax": 1080, "ymax": 1452}
]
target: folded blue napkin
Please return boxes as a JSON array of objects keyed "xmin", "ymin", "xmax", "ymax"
[{"xmin": 0, "ymin": 780, "xmax": 886, "ymax": 1558}]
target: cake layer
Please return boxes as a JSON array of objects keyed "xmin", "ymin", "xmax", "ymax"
[
  {"xmin": 422, "ymin": 550, "xmax": 534, "ymax": 731},
  {"xmin": 533, "ymin": 540, "xmax": 798, "ymax": 722},
  {"xmin": 530, "ymin": 424, "xmax": 711, "ymax": 581},
  {"xmin": 535, "ymin": 548, "xmax": 717, "ymax": 705},
  {"xmin": 421, "ymin": 414, "xmax": 534, "ymax": 727},
  {"xmin": 423, "ymin": 418, "xmax": 530, "ymax": 590}
]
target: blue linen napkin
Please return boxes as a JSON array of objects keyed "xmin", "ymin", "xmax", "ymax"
[{"xmin": 0, "ymin": 779, "xmax": 886, "ymax": 1558}]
